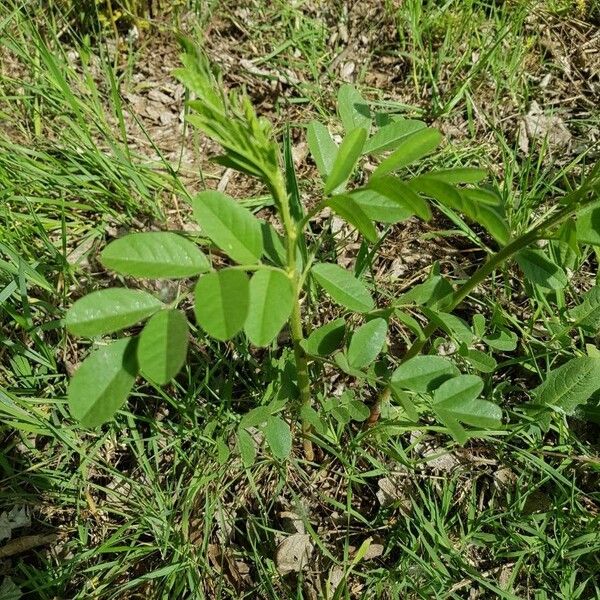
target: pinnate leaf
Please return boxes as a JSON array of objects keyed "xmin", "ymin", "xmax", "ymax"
[
  {"xmin": 68, "ymin": 337, "xmax": 138, "ymax": 427},
  {"xmin": 193, "ymin": 191, "xmax": 263, "ymax": 264},
  {"xmin": 194, "ymin": 269, "xmax": 249, "ymax": 340},
  {"xmin": 138, "ymin": 309, "xmax": 188, "ymax": 385},
  {"xmin": 245, "ymin": 269, "xmax": 294, "ymax": 346},
  {"xmin": 100, "ymin": 232, "xmax": 209, "ymax": 279},
  {"xmin": 66, "ymin": 289, "xmax": 163, "ymax": 337},
  {"xmin": 311, "ymin": 263, "xmax": 374, "ymax": 313}
]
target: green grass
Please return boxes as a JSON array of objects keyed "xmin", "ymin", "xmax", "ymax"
[{"xmin": 1, "ymin": 0, "xmax": 599, "ymax": 598}]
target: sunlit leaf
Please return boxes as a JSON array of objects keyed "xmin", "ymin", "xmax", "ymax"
[
  {"xmin": 66, "ymin": 289, "xmax": 163, "ymax": 337},
  {"xmin": 101, "ymin": 232, "xmax": 209, "ymax": 279},
  {"xmin": 193, "ymin": 190, "xmax": 263, "ymax": 264}
]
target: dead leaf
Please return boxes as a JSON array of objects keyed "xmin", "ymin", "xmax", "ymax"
[
  {"xmin": 275, "ymin": 533, "xmax": 313, "ymax": 575},
  {"xmin": 0, "ymin": 507, "xmax": 30, "ymax": 543},
  {"xmin": 517, "ymin": 101, "xmax": 572, "ymax": 154},
  {"xmin": 376, "ymin": 475, "xmax": 412, "ymax": 512}
]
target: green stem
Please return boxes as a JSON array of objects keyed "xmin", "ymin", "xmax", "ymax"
[
  {"xmin": 272, "ymin": 171, "xmax": 314, "ymax": 461},
  {"xmin": 368, "ymin": 187, "xmax": 600, "ymax": 426}
]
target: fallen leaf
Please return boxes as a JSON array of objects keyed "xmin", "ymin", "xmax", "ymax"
[{"xmin": 275, "ymin": 533, "xmax": 313, "ymax": 575}]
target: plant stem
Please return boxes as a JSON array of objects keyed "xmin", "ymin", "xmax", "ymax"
[
  {"xmin": 367, "ymin": 191, "xmax": 599, "ymax": 426},
  {"xmin": 272, "ymin": 172, "xmax": 314, "ymax": 461}
]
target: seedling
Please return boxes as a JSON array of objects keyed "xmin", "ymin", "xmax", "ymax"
[{"xmin": 65, "ymin": 43, "xmax": 600, "ymax": 461}]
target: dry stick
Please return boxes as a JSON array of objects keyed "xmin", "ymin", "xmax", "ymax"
[{"xmin": 367, "ymin": 176, "xmax": 600, "ymax": 426}]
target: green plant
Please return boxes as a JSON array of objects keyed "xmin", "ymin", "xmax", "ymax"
[{"xmin": 64, "ymin": 42, "xmax": 600, "ymax": 462}]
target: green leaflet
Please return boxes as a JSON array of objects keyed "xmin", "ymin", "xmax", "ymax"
[
  {"xmin": 194, "ymin": 269, "xmax": 250, "ymax": 340},
  {"xmin": 263, "ymin": 416, "xmax": 292, "ymax": 460},
  {"xmin": 425, "ymin": 168, "xmax": 487, "ymax": 185},
  {"xmin": 192, "ymin": 190, "xmax": 263, "ymax": 264},
  {"xmin": 567, "ymin": 285, "xmax": 600, "ymax": 332},
  {"xmin": 391, "ymin": 355, "xmax": 459, "ymax": 393},
  {"xmin": 237, "ymin": 428, "xmax": 257, "ymax": 467},
  {"xmin": 367, "ymin": 175, "xmax": 431, "ymax": 221},
  {"xmin": 302, "ymin": 318, "xmax": 346, "ymax": 356},
  {"xmin": 432, "ymin": 375, "xmax": 502, "ymax": 444},
  {"xmin": 245, "ymin": 269, "xmax": 294, "ymax": 347},
  {"xmin": 66, "ymin": 288, "xmax": 163, "ymax": 337},
  {"xmin": 324, "ymin": 127, "xmax": 367, "ymax": 195},
  {"xmin": 575, "ymin": 204, "xmax": 600, "ymax": 246},
  {"xmin": 516, "ymin": 249, "xmax": 568, "ymax": 290},
  {"xmin": 306, "ymin": 121, "xmax": 338, "ymax": 180},
  {"xmin": 372, "ymin": 128, "xmax": 442, "ymax": 179},
  {"xmin": 337, "ymin": 84, "xmax": 371, "ymax": 133},
  {"xmin": 363, "ymin": 119, "xmax": 426, "ymax": 154},
  {"xmin": 138, "ymin": 309, "xmax": 189, "ymax": 385},
  {"xmin": 68, "ymin": 337, "xmax": 138, "ymax": 427},
  {"xmin": 534, "ymin": 357, "xmax": 600, "ymax": 417},
  {"xmin": 327, "ymin": 194, "xmax": 378, "ymax": 242},
  {"xmin": 351, "ymin": 188, "xmax": 413, "ymax": 224},
  {"xmin": 347, "ymin": 318, "xmax": 388, "ymax": 369},
  {"xmin": 100, "ymin": 232, "xmax": 210, "ymax": 279},
  {"xmin": 311, "ymin": 263, "xmax": 374, "ymax": 313}
]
